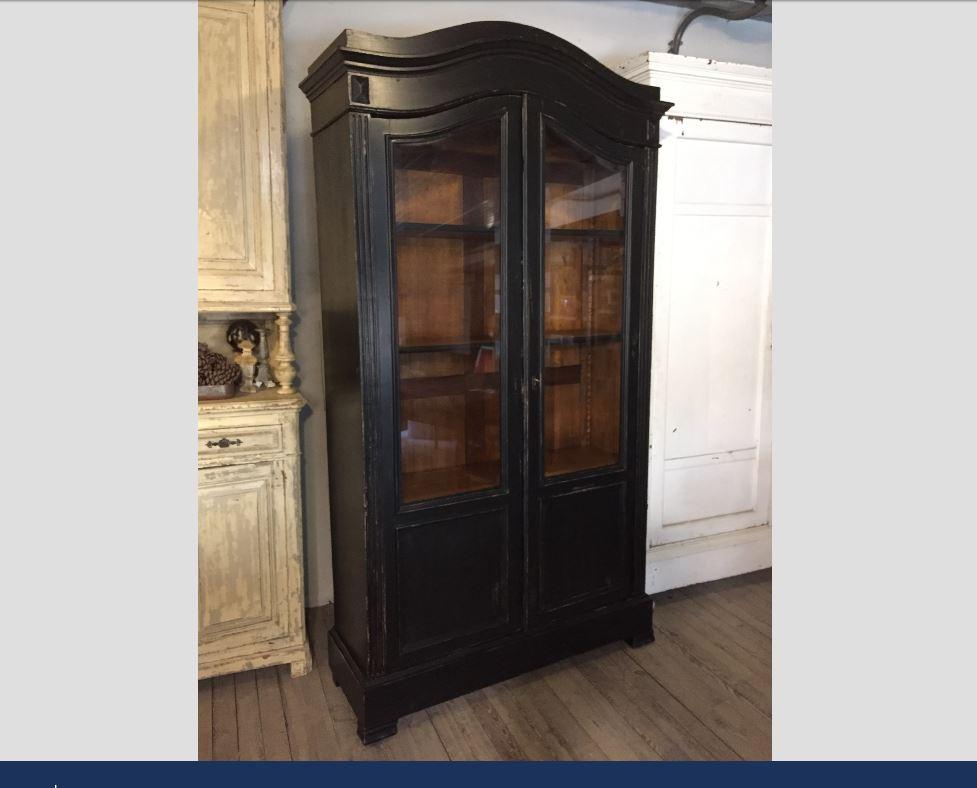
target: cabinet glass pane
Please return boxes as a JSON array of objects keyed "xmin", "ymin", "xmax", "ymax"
[
  {"xmin": 392, "ymin": 120, "xmax": 503, "ymax": 503},
  {"xmin": 543, "ymin": 127, "xmax": 625, "ymax": 477}
]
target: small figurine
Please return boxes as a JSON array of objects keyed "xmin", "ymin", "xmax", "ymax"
[
  {"xmin": 227, "ymin": 319, "xmax": 274, "ymax": 391},
  {"xmin": 226, "ymin": 319, "xmax": 260, "ymax": 354},
  {"xmin": 254, "ymin": 326, "xmax": 275, "ymax": 389},
  {"xmin": 236, "ymin": 337, "xmax": 259, "ymax": 394}
]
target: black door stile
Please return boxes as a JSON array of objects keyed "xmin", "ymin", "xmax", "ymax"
[
  {"xmin": 523, "ymin": 94, "xmax": 543, "ymax": 625},
  {"xmin": 527, "ymin": 100, "xmax": 650, "ymax": 625},
  {"xmin": 367, "ymin": 96, "xmax": 526, "ymax": 668}
]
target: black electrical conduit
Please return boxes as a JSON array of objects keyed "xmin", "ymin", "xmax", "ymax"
[{"xmin": 668, "ymin": 1, "xmax": 768, "ymax": 55}]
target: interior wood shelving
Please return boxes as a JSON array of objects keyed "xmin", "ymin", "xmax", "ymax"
[
  {"xmin": 399, "ymin": 364, "xmax": 584, "ymax": 401},
  {"xmin": 545, "ymin": 332, "xmax": 622, "ymax": 346},
  {"xmin": 544, "ymin": 445, "xmax": 619, "ymax": 476},
  {"xmin": 402, "ymin": 461, "xmax": 501, "ymax": 504},
  {"xmin": 398, "ymin": 337, "xmax": 497, "ymax": 354},
  {"xmin": 546, "ymin": 227, "xmax": 623, "ymax": 239},
  {"xmin": 396, "ymin": 221, "xmax": 623, "ymax": 240},
  {"xmin": 396, "ymin": 222, "xmax": 499, "ymax": 238},
  {"xmin": 388, "ymin": 147, "xmax": 599, "ymax": 186},
  {"xmin": 397, "ymin": 334, "xmax": 620, "ymax": 354},
  {"xmin": 401, "ymin": 445, "xmax": 619, "ymax": 503},
  {"xmin": 400, "ymin": 371, "xmax": 500, "ymax": 400}
]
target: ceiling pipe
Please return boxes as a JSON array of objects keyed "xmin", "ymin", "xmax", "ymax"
[{"xmin": 668, "ymin": 0, "xmax": 768, "ymax": 55}]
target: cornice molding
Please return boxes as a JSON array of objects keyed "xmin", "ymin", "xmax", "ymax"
[
  {"xmin": 300, "ymin": 22, "xmax": 671, "ymax": 116},
  {"xmin": 618, "ymin": 51, "xmax": 771, "ymax": 126}
]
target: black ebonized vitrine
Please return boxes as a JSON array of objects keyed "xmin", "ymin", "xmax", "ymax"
[{"xmin": 301, "ymin": 22, "xmax": 671, "ymax": 744}]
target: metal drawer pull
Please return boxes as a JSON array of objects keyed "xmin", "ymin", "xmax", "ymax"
[{"xmin": 206, "ymin": 437, "xmax": 243, "ymax": 449}]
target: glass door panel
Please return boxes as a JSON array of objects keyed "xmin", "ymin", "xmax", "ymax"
[
  {"xmin": 392, "ymin": 120, "xmax": 503, "ymax": 503},
  {"xmin": 543, "ymin": 127, "xmax": 625, "ymax": 477}
]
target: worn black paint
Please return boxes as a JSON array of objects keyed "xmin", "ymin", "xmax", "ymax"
[{"xmin": 302, "ymin": 22, "xmax": 671, "ymax": 745}]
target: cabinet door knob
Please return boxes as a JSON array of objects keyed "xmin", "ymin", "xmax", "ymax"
[{"xmin": 206, "ymin": 437, "xmax": 243, "ymax": 449}]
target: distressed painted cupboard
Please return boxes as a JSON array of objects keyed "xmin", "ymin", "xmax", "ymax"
[
  {"xmin": 198, "ymin": 0, "xmax": 292, "ymax": 313},
  {"xmin": 301, "ymin": 22, "xmax": 670, "ymax": 743},
  {"xmin": 198, "ymin": 0, "xmax": 310, "ymax": 680},
  {"xmin": 198, "ymin": 395, "xmax": 309, "ymax": 678},
  {"xmin": 619, "ymin": 52, "xmax": 773, "ymax": 592}
]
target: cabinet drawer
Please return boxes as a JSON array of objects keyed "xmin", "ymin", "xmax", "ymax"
[{"xmin": 198, "ymin": 424, "xmax": 284, "ymax": 461}]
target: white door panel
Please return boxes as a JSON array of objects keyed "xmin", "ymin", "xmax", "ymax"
[
  {"xmin": 630, "ymin": 52, "xmax": 771, "ymax": 587},
  {"xmin": 674, "ymin": 138, "xmax": 772, "ymax": 207},
  {"xmin": 665, "ymin": 213, "xmax": 768, "ymax": 460}
]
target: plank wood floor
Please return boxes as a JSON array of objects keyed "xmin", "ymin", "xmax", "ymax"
[{"xmin": 199, "ymin": 569, "xmax": 771, "ymax": 761}]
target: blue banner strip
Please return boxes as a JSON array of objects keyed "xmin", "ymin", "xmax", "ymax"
[{"xmin": 2, "ymin": 761, "xmax": 977, "ymax": 787}]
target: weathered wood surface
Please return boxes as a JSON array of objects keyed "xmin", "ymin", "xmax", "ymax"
[{"xmin": 198, "ymin": 0, "xmax": 293, "ymax": 312}]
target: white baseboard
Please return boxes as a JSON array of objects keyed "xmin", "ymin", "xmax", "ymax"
[{"xmin": 645, "ymin": 524, "xmax": 771, "ymax": 594}]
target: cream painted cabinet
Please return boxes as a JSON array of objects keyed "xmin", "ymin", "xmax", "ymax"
[
  {"xmin": 198, "ymin": 398, "xmax": 310, "ymax": 678},
  {"xmin": 198, "ymin": 0, "xmax": 308, "ymax": 679},
  {"xmin": 198, "ymin": 0, "xmax": 291, "ymax": 312},
  {"xmin": 620, "ymin": 52, "xmax": 772, "ymax": 592}
]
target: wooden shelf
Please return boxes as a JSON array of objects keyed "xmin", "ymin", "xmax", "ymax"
[
  {"xmin": 396, "ymin": 221, "xmax": 499, "ymax": 239},
  {"xmin": 545, "ymin": 332, "xmax": 621, "ymax": 347},
  {"xmin": 399, "ymin": 337, "xmax": 498, "ymax": 354},
  {"xmin": 400, "ymin": 372, "xmax": 499, "ymax": 400},
  {"xmin": 544, "ymin": 445, "xmax": 618, "ymax": 477},
  {"xmin": 399, "ymin": 365, "xmax": 581, "ymax": 400},
  {"xmin": 396, "ymin": 223, "xmax": 622, "ymax": 240},
  {"xmin": 402, "ymin": 462, "xmax": 500, "ymax": 503},
  {"xmin": 395, "ymin": 149, "xmax": 497, "ymax": 179},
  {"xmin": 395, "ymin": 150, "xmax": 591, "ymax": 184},
  {"xmin": 546, "ymin": 227, "xmax": 623, "ymax": 239},
  {"xmin": 198, "ymin": 388, "xmax": 305, "ymax": 414}
]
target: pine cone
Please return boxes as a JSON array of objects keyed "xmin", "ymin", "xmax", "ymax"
[{"xmin": 198, "ymin": 343, "xmax": 241, "ymax": 386}]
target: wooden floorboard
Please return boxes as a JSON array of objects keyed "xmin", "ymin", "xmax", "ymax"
[
  {"xmin": 462, "ymin": 687, "xmax": 532, "ymax": 760},
  {"xmin": 210, "ymin": 673, "xmax": 238, "ymax": 760},
  {"xmin": 197, "ymin": 678, "xmax": 212, "ymax": 761},
  {"xmin": 199, "ymin": 568, "xmax": 772, "ymax": 761},
  {"xmin": 676, "ymin": 585, "xmax": 772, "ymax": 658},
  {"xmin": 427, "ymin": 695, "xmax": 506, "ymax": 760},
  {"xmin": 254, "ymin": 666, "xmax": 291, "ymax": 760},
  {"xmin": 573, "ymin": 646, "xmax": 739, "ymax": 760},
  {"xmin": 491, "ymin": 671, "xmax": 603, "ymax": 760},
  {"xmin": 276, "ymin": 658, "xmax": 341, "ymax": 759},
  {"xmin": 542, "ymin": 657, "xmax": 660, "ymax": 760},
  {"xmin": 654, "ymin": 595, "xmax": 771, "ymax": 717},
  {"xmin": 234, "ymin": 671, "xmax": 264, "ymax": 760}
]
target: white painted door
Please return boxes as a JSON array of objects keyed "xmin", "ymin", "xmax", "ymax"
[
  {"xmin": 650, "ymin": 116, "xmax": 772, "ymax": 542},
  {"xmin": 620, "ymin": 53, "xmax": 772, "ymax": 592}
]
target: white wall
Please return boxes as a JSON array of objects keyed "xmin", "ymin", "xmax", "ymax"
[{"xmin": 281, "ymin": 0, "xmax": 772, "ymax": 606}]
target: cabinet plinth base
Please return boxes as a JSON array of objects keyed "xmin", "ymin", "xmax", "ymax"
[
  {"xmin": 358, "ymin": 721, "xmax": 398, "ymax": 745},
  {"xmin": 289, "ymin": 646, "xmax": 313, "ymax": 677},
  {"xmin": 626, "ymin": 601, "xmax": 655, "ymax": 647},
  {"xmin": 327, "ymin": 595, "xmax": 654, "ymax": 743},
  {"xmin": 198, "ymin": 641, "xmax": 311, "ymax": 681}
]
